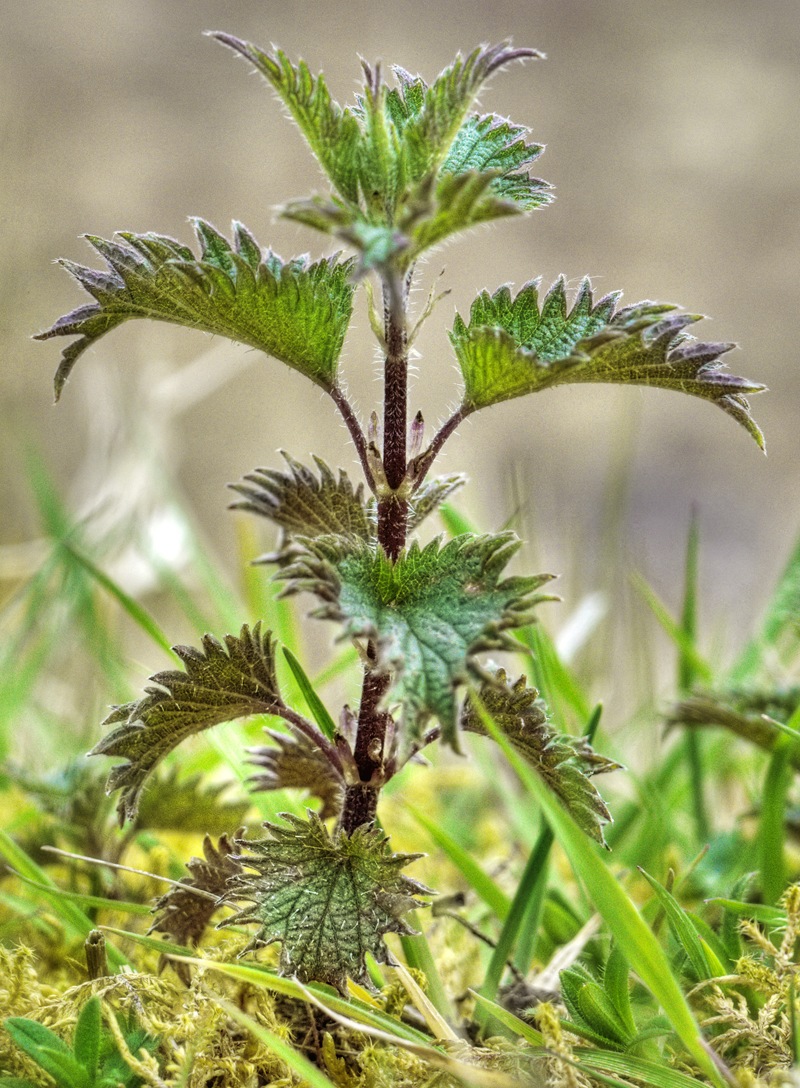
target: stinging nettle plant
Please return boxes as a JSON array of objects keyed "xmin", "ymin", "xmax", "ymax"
[{"xmin": 36, "ymin": 32, "xmax": 765, "ymax": 992}]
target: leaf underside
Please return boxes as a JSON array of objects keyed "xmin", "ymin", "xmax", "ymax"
[
  {"xmin": 36, "ymin": 219, "xmax": 356, "ymax": 400},
  {"xmin": 462, "ymin": 669, "xmax": 621, "ymax": 845},
  {"xmin": 278, "ymin": 533, "xmax": 556, "ymax": 746},
  {"xmin": 247, "ymin": 728, "xmax": 345, "ymax": 819},
  {"xmin": 151, "ymin": 830, "xmax": 244, "ymax": 983},
  {"xmin": 212, "ymin": 34, "xmax": 551, "ymax": 269},
  {"xmin": 451, "ymin": 277, "xmax": 766, "ymax": 448},
  {"xmin": 91, "ymin": 623, "xmax": 283, "ymax": 824},
  {"xmin": 222, "ymin": 811, "xmax": 428, "ymax": 991}
]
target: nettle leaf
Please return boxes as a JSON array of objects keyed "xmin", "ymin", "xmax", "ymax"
[
  {"xmin": 222, "ymin": 811, "xmax": 428, "ymax": 991},
  {"xmin": 213, "ymin": 34, "xmax": 548, "ymax": 269},
  {"xmin": 36, "ymin": 219, "xmax": 356, "ymax": 400},
  {"xmin": 229, "ymin": 452, "xmax": 374, "ymax": 564},
  {"xmin": 462, "ymin": 669, "xmax": 621, "ymax": 845},
  {"xmin": 248, "ymin": 729, "xmax": 344, "ymax": 819},
  {"xmin": 91, "ymin": 623, "xmax": 283, "ymax": 823},
  {"xmin": 451, "ymin": 277, "xmax": 766, "ymax": 448},
  {"xmin": 151, "ymin": 831, "xmax": 244, "ymax": 982},
  {"xmin": 278, "ymin": 533, "xmax": 555, "ymax": 746}
]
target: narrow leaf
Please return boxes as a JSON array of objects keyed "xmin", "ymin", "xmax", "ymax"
[
  {"xmin": 282, "ymin": 648, "xmax": 337, "ymax": 740},
  {"xmin": 638, "ymin": 868, "xmax": 713, "ymax": 981}
]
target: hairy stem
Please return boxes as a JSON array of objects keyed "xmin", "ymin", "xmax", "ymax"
[
  {"xmin": 329, "ymin": 384, "xmax": 376, "ymax": 492},
  {"xmin": 341, "ymin": 651, "xmax": 392, "ymax": 832},
  {"xmin": 342, "ymin": 271, "xmax": 413, "ymax": 833},
  {"xmin": 410, "ymin": 405, "xmax": 469, "ymax": 491},
  {"xmin": 377, "ymin": 272, "xmax": 409, "ymax": 561}
]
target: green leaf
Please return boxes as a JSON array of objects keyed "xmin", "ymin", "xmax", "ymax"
[
  {"xmin": 213, "ymin": 35, "xmax": 549, "ymax": 269},
  {"xmin": 3, "ymin": 1020, "xmax": 88, "ymax": 1088},
  {"xmin": 462, "ymin": 669, "xmax": 620, "ymax": 845},
  {"xmin": 72, "ymin": 998, "xmax": 101, "ymax": 1079},
  {"xmin": 281, "ymin": 648, "xmax": 337, "ymax": 740},
  {"xmin": 150, "ymin": 831, "xmax": 243, "ymax": 983},
  {"xmin": 451, "ymin": 277, "xmax": 765, "ymax": 448},
  {"xmin": 90, "ymin": 622, "xmax": 283, "ymax": 823},
  {"xmin": 560, "ymin": 965, "xmax": 634, "ymax": 1048},
  {"xmin": 278, "ymin": 533, "xmax": 555, "ymax": 745},
  {"xmin": 229, "ymin": 452, "xmax": 373, "ymax": 564},
  {"xmin": 221, "ymin": 811, "xmax": 428, "ymax": 991},
  {"xmin": 248, "ymin": 729, "xmax": 344, "ymax": 819},
  {"xmin": 36, "ymin": 221, "xmax": 356, "ymax": 400},
  {"xmin": 638, "ymin": 868, "xmax": 714, "ymax": 981}
]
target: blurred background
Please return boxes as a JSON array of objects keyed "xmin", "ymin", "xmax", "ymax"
[{"xmin": 2, "ymin": 0, "xmax": 798, "ymax": 758}]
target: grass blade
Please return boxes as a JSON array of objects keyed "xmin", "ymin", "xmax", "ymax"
[
  {"xmin": 0, "ymin": 831, "xmax": 128, "ymax": 968},
  {"xmin": 282, "ymin": 647, "xmax": 337, "ymax": 740},
  {"xmin": 468, "ymin": 689, "xmax": 731, "ymax": 1088}
]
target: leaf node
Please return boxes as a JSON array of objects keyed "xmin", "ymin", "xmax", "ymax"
[{"xmin": 278, "ymin": 533, "xmax": 556, "ymax": 746}]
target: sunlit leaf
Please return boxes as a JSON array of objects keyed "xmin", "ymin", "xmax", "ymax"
[
  {"xmin": 37, "ymin": 221, "xmax": 356, "ymax": 399},
  {"xmin": 451, "ymin": 277, "xmax": 765, "ymax": 447}
]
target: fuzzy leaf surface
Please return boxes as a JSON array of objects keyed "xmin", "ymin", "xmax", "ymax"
[
  {"xmin": 452, "ymin": 277, "xmax": 765, "ymax": 447},
  {"xmin": 279, "ymin": 534, "xmax": 555, "ymax": 745},
  {"xmin": 248, "ymin": 729, "xmax": 344, "ymax": 819},
  {"xmin": 213, "ymin": 35, "xmax": 548, "ymax": 268},
  {"xmin": 37, "ymin": 220, "xmax": 356, "ymax": 399},
  {"xmin": 151, "ymin": 831, "xmax": 243, "ymax": 983},
  {"xmin": 222, "ymin": 812, "xmax": 428, "ymax": 991},
  {"xmin": 91, "ymin": 623, "xmax": 283, "ymax": 823},
  {"xmin": 229, "ymin": 452, "xmax": 373, "ymax": 564},
  {"xmin": 462, "ymin": 670, "xmax": 621, "ymax": 845}
]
